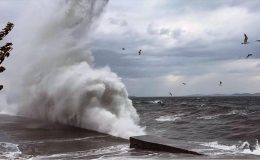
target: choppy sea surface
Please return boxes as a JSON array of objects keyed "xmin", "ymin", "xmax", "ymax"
[
  {"xmin": 134, "ymin": 96, "xmax": 260, "ymax": 159},
  {"xmin": 1, "ymin": 96, "xmax": 260, "ymax": 159}
]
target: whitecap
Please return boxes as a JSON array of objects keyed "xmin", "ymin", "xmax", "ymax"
[
  {"xmin": 197, "ymin": 114, "xmax": 220, "ymax": 120},
  {"xmin": 225, "ymin": 110, "xmax": 247, "ymax": 116},
  {"xmin": 155, "ymin": 114, "xmax": 183, "ymax": 122},
  {"xmin": 199, "ymin": 139, "xmax": 260, "ymax": 156},
  {"xmin": 0, "ymin": 142, "xmax": 21, "ymax": 159}
]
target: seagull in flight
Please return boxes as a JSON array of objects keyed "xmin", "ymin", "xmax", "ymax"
[
  {"xmin": 182, "ymin": 83, "xmax": 186, "ymax": 85},
  {"xmin": 169, "ymin": 92, "xmax": 173, "ymax": 96},
  {"xmin": 138, "ymin": 49, "xmax": 142, "ymax": 55},
  {"xmin": 246, "ymin": 54, "xmax": 253, "ymax": 59},
  {"xmin": 219, "ymin": 81, "xmax": 222, "ymax": 86},
  {"xmin": 241, "ymin": 34, "xmax": 249, "ymax": 44},
  {"xmin": 122, "ymin": 48, "xmax": 125, "ymax": 50}
]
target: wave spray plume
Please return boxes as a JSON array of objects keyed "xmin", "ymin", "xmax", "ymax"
[{"xmin": 4, "ymin": 0, "xmax": 145, "ymax": 139}]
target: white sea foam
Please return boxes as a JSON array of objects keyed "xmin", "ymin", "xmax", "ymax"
[
  {"xmin": 0, "ymin": 142, "xmax": 21, "ymax": 159},
  {"xmin": 146, "ymin": 100, "xmax": 163, "ymax": 104},
  {"xmin": 197, "ymin": 114, "xmax": 220, "ymax": 120},
  {"xmin": 1, "ymin": 0, "xmax": 145, "ymax": 139},
  {"xmin": 241, "ymin": 140, "xmax": 260, "ymax": 155},
  {"xmin": 200, "ymin": 139, "xmax": 260, "ymax": 156},
  {"xmin": 200, "ymin": 103, "xmax": 206, "ymax": 107},
  {"xmin": 226, "ymin": 110, "xmax": 247, "ymax": 116},
  {"xmin": 155, "ymin": 114, "xmax": 183, "ymax": 122},
  {"xmin": 33, "ymin": 144, "xmax": 129, "ymax": 159},
  {"xmin": 22, "ymin": 135, "xmax": 108, "ymax": 144},
  {"xmin": 201, "ymin": 141, "xmax": 237, "ymax": 151}
]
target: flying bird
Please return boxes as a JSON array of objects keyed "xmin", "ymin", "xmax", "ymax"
[
  {"xmin": 241, "ymin": 34, "xmax": 248, "ymax": 44},
  {"xmin": 169, "ymin": 92, "xmax": 173, "ymax": 96},
  {"xmin": 122, "ymin": 48, "xmax": 125, "ymax": 50},
  {"xmin": 138, "ymin": 49, "xmax": 142, "ymax": 55},
  {"xmin": 182, "ymin": 83, "xmax": 186, "ymax": 85},
  {"xmin": 219, "ymin": 81, "xmax": 222, "ymax": 86},
  {"xmin": 246, "ymin": 54, "xmax": 253, "ymax": 59}
]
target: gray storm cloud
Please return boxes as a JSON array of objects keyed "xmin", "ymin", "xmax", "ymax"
[
  {"xmin": 1, "ymin": 0, "xmax": 260, "ymax": 97},
  {"xmin": 92, "ymin": 0, "xmax": 260, "ymax": 96}
]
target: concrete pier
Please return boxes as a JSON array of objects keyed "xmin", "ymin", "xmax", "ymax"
[
  {"xmin": 0, "ymin": 114, "xmax": 127, "ymax": 158},
  {"xmin": 130, "ymin": 135, "xmax": 203, "ymax": 155}
]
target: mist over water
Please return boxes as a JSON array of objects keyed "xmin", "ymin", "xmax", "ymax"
[{"xmin": 1, "ymin": 0, "xmax": 144, "ymax": 139}]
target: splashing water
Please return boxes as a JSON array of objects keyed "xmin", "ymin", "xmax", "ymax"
[
  {"xmin": 200, "ymin": 139, "xmax": 260, "ymax": 156},
  {"xmin": 0, "ymin": 142, "xmax": 21, "ymax": 159},
  {"xmin": 2, "ymin": 0, "xmax": 145, "ymax": 139}
]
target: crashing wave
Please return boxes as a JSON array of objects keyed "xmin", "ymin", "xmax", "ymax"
[{"xmin": 1, "ymin": 0, "xmax": 145, "ymax": 139}]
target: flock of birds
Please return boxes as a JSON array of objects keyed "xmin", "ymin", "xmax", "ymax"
[
  {"xmin": 169, "ymin": 81, "xmax": 223, "ymax": 96},
  {"xmin": 121, "ymin": 33, "xmax": 260, "ymax": 97},
  {"xmin": 1, "ymin": 22, "xmax": 259, "ymax": 96},
  {"xmin": 122, "ymin": 48, "xmax": 142, "ymax": 55},
  {"xmin": 242, "ymin": 33, "xmax": 260, "ymax": 58}
]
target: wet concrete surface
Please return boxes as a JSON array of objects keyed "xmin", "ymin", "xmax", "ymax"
[{"xmin": 0, "ymin": 114, "xmax": 127, "ymax": 158}]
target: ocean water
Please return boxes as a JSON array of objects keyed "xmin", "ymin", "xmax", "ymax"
[
  {"xmin": 1, "ymin": 96, "xmax": 260, "ymax": 159},
  {"xmin": 134, "ymin": 96, "xmax": 260, "ymax": 159}
]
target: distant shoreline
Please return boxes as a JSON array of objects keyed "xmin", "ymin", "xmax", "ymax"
[{"xmin": 129, "ymin": 93, "xmax": 260, "ymax": 98}]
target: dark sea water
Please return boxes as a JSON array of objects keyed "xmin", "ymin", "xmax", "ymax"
[
  {"xmin": 0, "ymin": 96, "xmax": 260, "ymax": 159},
  {"xmin": 133, "ymin": 96, "xmax": 260, "ymax": 159}
]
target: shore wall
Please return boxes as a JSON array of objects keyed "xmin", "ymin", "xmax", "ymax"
[{"xmin": 130, "ymin": 135, "xmax": 203, "ymax": 155}]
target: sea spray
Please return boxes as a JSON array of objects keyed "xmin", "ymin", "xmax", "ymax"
[{"xmin": 2, "ymin": 0, "xmax": 145, "ymax": 138}]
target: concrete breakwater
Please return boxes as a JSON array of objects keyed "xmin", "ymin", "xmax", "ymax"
[{"xmin": 130, "ymin": 135, "xmax": 203, "ymax": 155}]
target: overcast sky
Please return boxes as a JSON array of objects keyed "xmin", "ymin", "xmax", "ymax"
[
  {"xmin": 92, "ymin": 0, "xmax": 260, "ymax": 96},
  {"xmin": 2, "ymin": 0, "xmax": 260, "ymax": 97}
]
